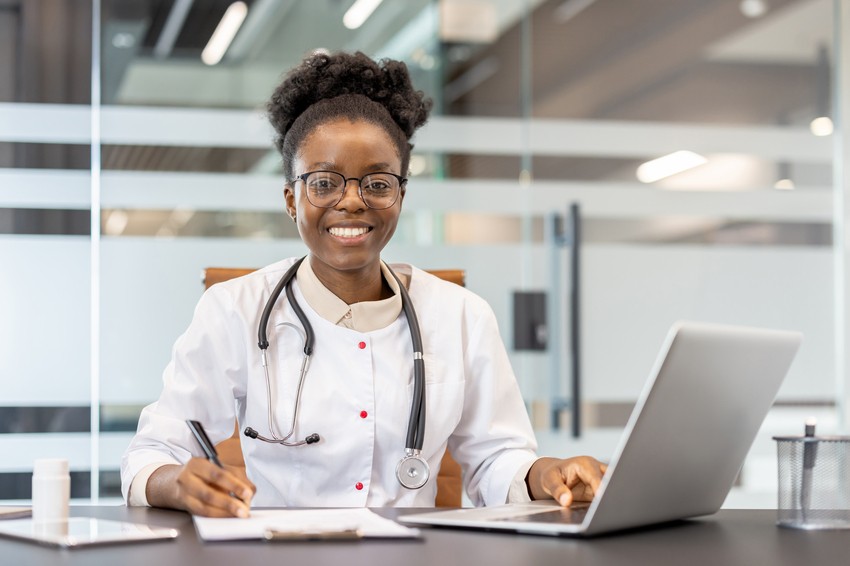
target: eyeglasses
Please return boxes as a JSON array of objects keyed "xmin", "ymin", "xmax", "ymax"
[{"xmin": 292, "ymin": 170, "xmax": 406, "ymax": 210}]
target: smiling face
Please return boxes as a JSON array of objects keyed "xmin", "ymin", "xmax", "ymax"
[{"xmin": 284, "ymin": 118, "xmax": 405, "ymax": 283}]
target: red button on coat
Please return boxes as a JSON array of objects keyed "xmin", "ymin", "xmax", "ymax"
[
  {"xmin": 360, "ymin": 410, "xmax": 368, "ymax": 419},
  {"xmin": 355, "ymin": 482, "xmax": 364, "ymax": 491},
  {"xmin": 358, "ymin": 341, "xmax": 366, "ymax": 349}
]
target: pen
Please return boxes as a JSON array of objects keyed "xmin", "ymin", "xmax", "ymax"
[
  {"xmin": 186, "ymin": 419, "xmax": 224, "ymax": 468},
  {"xmin": 186, "ymin": 419, "xmax": 249, "ymax": 509},
  {"xmin": 800, "ymin": 417, "xmax": 817, "ymax": 520}
]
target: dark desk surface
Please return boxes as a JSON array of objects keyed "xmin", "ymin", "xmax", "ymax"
[{"xmin": 1, "ymin": 506, "xmax": 847, "ymax": 566}]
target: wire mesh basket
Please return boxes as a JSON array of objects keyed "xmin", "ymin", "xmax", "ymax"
[{"xmin": 773, "ymin": 434, "xmax": 850, "ymax": 530}]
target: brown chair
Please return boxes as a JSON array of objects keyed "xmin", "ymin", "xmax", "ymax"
[{"xmin": 203, "ymin": 265, "xmax": 464, "ymax": 508}]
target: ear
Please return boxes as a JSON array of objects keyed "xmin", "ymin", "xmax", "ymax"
[{"xmin": 283, "ymin": 183, "xmax": 297, "ymax": 220}]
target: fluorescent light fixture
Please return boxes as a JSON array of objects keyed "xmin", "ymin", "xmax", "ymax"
[
  {"xmin": 739, "ymin": 0, "xmax": 767, "ymax": 18},
  {"xmin": 201, "ymin": 1, "xmax": 248, "ymax": 66},
  {"xmin": 810, "ymin": 116, "xmax": 833, "ymax": 137},
  {"xmin": 636, "ymin": 151, "xmax": 708, "ymax": 184},
  {"xmin": 343, "ymin": 0, "xmax": 383, "ymax": 30}
]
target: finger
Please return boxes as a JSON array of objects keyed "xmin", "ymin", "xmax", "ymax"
[
  {"xmin": 550, "ymin": 484, "xmax": 574, "ymax": 507},
  {"xmin": 225, "ymin": 465, "xmax": 258, "ymax": 498},
  {"xmin": 182, "ymin": 492, "xmax": 243, "ymax": 518},
  {"xmin": 190, "ymin": 460, "xmax": 254, "ymax": 503},
  {"xmin": 179, "ymin": 462, "xmax": 251, "ymax": 517},
  {"xmin": 538, "ymin": 465, "xmax": 574, "ymax": 507},
  {"xmin": 542, "ymin": 458, "xmax": 606, "ymax": 506},
  {"xmin": 179, "ymin": 471, "xmax": 250, "ymax": 517},
  {"xmin": 567, "ymin": 459, "xmax": 605, "ymax": 495}
]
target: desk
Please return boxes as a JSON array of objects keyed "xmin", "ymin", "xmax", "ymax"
[{"xmin": 1, "ymin": 507, "xmax": 846, "ymax": 566}]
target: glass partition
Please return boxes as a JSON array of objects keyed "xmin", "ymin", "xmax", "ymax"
[{"xmin": 0, "ymin": 0, "xmax": 843, "ymax": 507}]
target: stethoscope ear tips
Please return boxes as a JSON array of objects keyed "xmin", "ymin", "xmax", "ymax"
[
  {"xmin": 244, "ymin": 427, "xmax": 259, "ymax": 439},
  {"xmin": 305, "ymin": 433, "xmax": 320, "ymax": 444}
]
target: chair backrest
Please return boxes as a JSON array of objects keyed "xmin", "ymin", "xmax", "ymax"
[
  {"xmin": 203, "ymin": 266, "xmax": 465, "ymax": 290},
  {"xmin": 202, "ymin": 263, "xmax": 466, "ymax": 508}
]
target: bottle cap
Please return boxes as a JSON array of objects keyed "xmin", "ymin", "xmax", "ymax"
[{"xmin": 33, "ymin": 458, "xmax": 69, "ymax": 476}]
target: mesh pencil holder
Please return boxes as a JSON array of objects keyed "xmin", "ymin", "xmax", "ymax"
[{"xmin": 773, "ymin": 434, "xmax": 850, "ymax": 530}]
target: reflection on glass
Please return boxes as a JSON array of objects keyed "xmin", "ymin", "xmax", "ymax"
[{"xmin": 101, "ymin": 0, "xmax": 437, "ymax": 108}]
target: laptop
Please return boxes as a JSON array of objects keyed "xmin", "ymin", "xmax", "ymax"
[{"xmin": 399, "ymin": 321, "xmax": 802, "ymax": 536}]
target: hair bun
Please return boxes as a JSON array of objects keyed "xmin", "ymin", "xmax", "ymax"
[{"xmin": 268, "ymin": 51, "xmax": 432, "ymax": 153}]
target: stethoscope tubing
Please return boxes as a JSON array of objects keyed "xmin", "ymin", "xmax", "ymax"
[
  {"xmin": 258, "ymin": 257, "xmax": 313, "ymax": 355},
  {"xmin": 387, "ymin": 267, "xmax": 426, "ymax": 452}
]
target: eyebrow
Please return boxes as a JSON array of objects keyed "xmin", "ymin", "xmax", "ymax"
[{"xmin": 308, "ymin": 161, "xmax": 396, "ymax": 173}]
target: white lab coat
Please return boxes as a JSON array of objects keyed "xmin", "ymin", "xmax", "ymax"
[{"xmin": 121, "ymin": 258, "xmax": 538, "ymax": 507}]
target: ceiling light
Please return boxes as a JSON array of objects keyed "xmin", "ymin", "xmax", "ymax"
[
  {"xmin": 343, "ymin": 0, "xmax": 383, "ymax": 30},
  {"xmin": 112, "ymin": 33, "xmax": 136, "ymax": 49},
  {"xmin": 810, "ymin": 116, "xmax": 833, "ymax": 137},
  {"xmin": 409, "ymin": 155, "xmax": 427, "ymax": 176},
  {"xmin": 739, "ymin": 0, "xmax": 767, "ymax": 19},
  {"xmin": 636, "ymin": 151, "xmax": 708, "ymax": 184},
  {"xmin": 201, "ymin": 1, "xmax": 248, "ymax": 66},
  {"xmin": 810, "ymin": 45, "xmax": 832, "ymax": 136},
  {"xmin": 774, "ymin": 161, "xmax": 794, "ymax": 190}
]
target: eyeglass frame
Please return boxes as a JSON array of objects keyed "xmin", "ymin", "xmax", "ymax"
[{"xmin": 290, "ymin": 170, "xmax": 408, "ymax": 210}]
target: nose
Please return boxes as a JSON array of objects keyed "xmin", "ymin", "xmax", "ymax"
[{"xmin": 334, "ymin": 178, "xmax": 366, "ymax": 211}]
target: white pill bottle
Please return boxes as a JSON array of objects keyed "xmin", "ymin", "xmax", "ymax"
[{"xmin": 32, "ymin": 458, "xmax": 70, "ymax": 523}]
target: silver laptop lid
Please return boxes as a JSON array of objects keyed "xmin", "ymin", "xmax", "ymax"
[
  {"xmin": 398, "ymin": 321, "xmax": 802, "ymax": 536},
  {"xmin": 581, "ymin": 321, "xmax": 801, "ymax": 534}
]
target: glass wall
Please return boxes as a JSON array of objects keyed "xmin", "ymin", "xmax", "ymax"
[{"xmin": 0, "ymin": 0, "xmax": 843, "ymax": 506}]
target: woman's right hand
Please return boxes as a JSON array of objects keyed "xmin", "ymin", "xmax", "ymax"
[{"xmin": 147, "ymin": 459, "xmax": 255, "ymax": 517}]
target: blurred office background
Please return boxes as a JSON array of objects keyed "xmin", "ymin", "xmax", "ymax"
[{"xmin": 0, "ymin": 0, "xmax": 846, "ymax": 506}]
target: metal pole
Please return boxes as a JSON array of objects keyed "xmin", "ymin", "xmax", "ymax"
[{"xmin": 567, "ymin": 203, "xmax": 582, "ymax": 438}]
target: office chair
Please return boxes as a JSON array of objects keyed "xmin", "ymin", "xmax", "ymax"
[{"xmin": 203, "ymin": 265, "xmax": 464, "ymax": 508}]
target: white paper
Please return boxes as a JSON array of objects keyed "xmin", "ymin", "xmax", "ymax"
[{"xmin": 193, "ymin": 509, "xmax": 419, "ymax": 541}]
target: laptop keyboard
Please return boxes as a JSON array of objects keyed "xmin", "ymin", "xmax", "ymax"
[{"xmin": 493, "ymin": 503, "xmax": 590, "ymax": 525}]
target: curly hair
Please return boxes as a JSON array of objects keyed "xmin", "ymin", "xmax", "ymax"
[{"xmin": 267, "ymin": 51, "xmax": 432, "ymax": 180}]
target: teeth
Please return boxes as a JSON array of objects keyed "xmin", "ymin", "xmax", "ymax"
[{"xmin": 329, "ymin": 226, "xmax": 369, "ymax": 238}]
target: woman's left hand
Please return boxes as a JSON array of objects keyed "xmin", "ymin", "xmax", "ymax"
[{"xmin": 526, "ymin": 456, "xmax": 608, "ymax": 507}]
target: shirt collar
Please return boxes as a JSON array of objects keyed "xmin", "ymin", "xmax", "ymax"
[{"xmin": 297, "ymin": 256, "xmax": 403, "ymax": 332}]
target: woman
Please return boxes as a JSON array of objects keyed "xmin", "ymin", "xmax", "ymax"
[{"xmin": 121, "ymin": 51, "xmax": 606, "ymax": 518}]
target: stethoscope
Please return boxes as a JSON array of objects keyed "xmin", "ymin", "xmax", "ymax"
[{"xmin": 242, "ymin": 256, "xmax": 430, "ymax": 490}]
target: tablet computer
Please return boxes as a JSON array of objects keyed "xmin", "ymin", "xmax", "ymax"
[{"xmin": 0, "ymin": 517, "xmax": 179, "ymax": 548}]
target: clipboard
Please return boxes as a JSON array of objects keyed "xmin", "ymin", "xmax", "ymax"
[
  {"xmin": 264, "ymin": 527, "xmax": 363, "ymax": 541},
  {"xmin": 193, "ymin": 509, "xmax": 419, "ymax": 541},
  {"xmin": 0, "ymin": 517, "xmax": 179, "ymax": 548}
]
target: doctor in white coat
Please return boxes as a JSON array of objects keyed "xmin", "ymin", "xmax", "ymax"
[{"xmin": 121, "ymin": 51, "xmax": 607, "ymax": 518}]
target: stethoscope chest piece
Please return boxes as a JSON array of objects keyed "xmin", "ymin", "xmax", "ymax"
[{"xmin": 396, "ymin": 450, "xmax": 430, "ymax": 490}]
